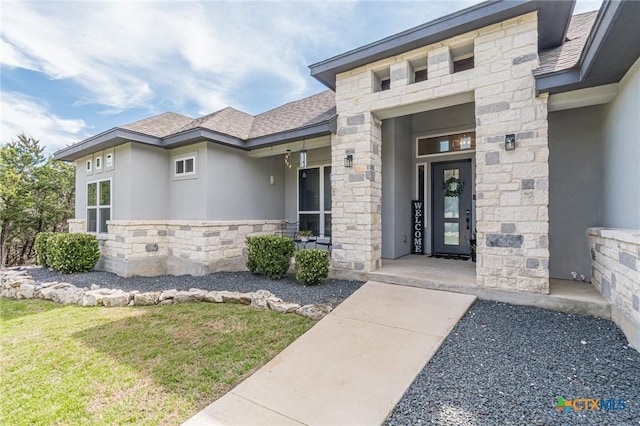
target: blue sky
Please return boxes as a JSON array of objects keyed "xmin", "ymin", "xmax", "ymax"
[{"xmin": 1, "ymin": 0, "xmax": 602, "ymax": 154}]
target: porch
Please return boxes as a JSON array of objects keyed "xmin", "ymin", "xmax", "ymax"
[{"xmin": 367, "ymin": 255, "xmax": 610, "ymax": 318}]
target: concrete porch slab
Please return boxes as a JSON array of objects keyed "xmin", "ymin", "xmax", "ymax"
[
  {"xmin": 182, "ymin": 281, "xmax": 476, "ymax": 426},
  {"xmin": 365, "ymin": 255, "xmax": 610, "ymax": 319}
]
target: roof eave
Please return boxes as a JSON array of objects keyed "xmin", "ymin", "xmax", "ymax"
[
  {"xmin": 246, "ymin": 116, "xmax": 337, "ymax": 149},
  {"xmin": 310, "ymin": 0, "xmax": 574, "ymax": 89},
  {"xmin": 162, "ymin": 128, "xmax": 246, "ymax": 150},
  {"xmin": 536, "ymin": 0, "xmax": 640, "ymax": 95},
  {"xmin": 53, "ymin": 129, "xmax": 162, "ymax": 161}
]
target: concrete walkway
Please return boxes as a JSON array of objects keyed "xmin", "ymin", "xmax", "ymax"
[{"xmin": 183, "ymin": 281, "xmax": 476, "ymax": 426}]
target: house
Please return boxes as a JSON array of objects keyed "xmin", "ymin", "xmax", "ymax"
[{"xmin": 55, "ymin": 0, "xmax": 640, "ymax": 346}]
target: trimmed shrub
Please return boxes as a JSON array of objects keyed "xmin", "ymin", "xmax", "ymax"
[
  {"xmin": 48, "ymin": 233, "xmax": 100, "ymax": 273},
  {"xmin": 294, "ymin": 249, "xmax": 329, "ymax": 286},
  {"xmin": 246, "ymin": 235, "xmax": 295, "ymax": 279},
  {"xmin": 34, "ymin": 232, "xmax": 55, "ymax": 267}
]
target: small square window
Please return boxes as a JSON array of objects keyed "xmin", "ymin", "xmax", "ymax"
[
  {"xmin": 414, "ymin": 68, "xmax": 428, "ymax": 83},
  {"xmin": 174, "ymin": 155, "xmax": 196, "ymax": 177},
  {"xmin": 380, "ymin": 79, "xmax": 391, "ymax": 91}
]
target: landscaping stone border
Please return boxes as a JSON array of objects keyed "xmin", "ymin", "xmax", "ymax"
[{"xmin": 0, "ymin": 269, "xmax": 332, "ymax": 321}]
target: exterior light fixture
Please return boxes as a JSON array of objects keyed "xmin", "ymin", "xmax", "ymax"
[
  {"xmin": 505, "ymin": 134, "xmax": 516, "ymax": 151},
  {"xmin": 344, "ymin": 153, "xmax": 353, "ymax": 168},
  {"xmin": 300, "ymin": 149, "xmax": 307, "ymax": 168}
]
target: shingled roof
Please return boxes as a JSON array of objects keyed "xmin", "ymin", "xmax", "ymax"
[
  {"xmin": 535, "ymin": 11, "xmax": 598, "ymax": 76},
  {"xmin": 119, "ymin": 112, "xmax": 193, "ymax": 138}
]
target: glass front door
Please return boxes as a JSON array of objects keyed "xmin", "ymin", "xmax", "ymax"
[{"xmin": 432, "ymin": 160, "xmax": 472, "ymax": 255}]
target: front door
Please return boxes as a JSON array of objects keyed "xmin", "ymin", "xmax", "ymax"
[{"xmin": 432, "ymin": 160, "xmax": 472, "ymax": 256}]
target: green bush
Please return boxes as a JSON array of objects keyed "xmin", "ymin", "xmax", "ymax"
[
  {"xmin": 294, "ymin": 249, "xmax": 329, "ymax": 286},
  {"xmin": 246, "ymin": 235, "xmax": 295, "ymax": 279},
  {"xmin": 34, "ymin": 232, "xmax": 55, "ymax": 267},
  {"xmin": 48, "ymin": 233, "xmax": 100, "ymax": 273}
]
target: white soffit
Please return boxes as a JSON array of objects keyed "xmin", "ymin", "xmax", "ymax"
[
  {"xmin": 548, "ymin": 83, "xmax": 619, "ymax": 112},
  {"xmin": 247, "ymin": 135, "xmax": 331, "ymax": 158}
]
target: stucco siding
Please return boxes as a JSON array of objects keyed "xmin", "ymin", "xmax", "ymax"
[
  {"xmin": 548, "ymin": 105, "xmax": 604, "ymax": 280},
  {"xmin": 168, "ymin": 143, "xmax": 208, "ymax": 220},
  {"xmin": 206, "ymin": 144, "xmax": 285, "ymax": 220},
  {"xmin": 381, "ymin": 116, "xmax": 412, "ymax": 259},
  {"xmin": 129, "ymin": 144, "xmax": 169, "ymax": 220},
  {"xmin": 602, "ymin": 57, "xmax": 640, "ymax": 229}
]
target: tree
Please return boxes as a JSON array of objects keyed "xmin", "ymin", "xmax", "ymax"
[{"xmin": 0, "ymin": 134, "xmax": 75, "ymax": 268}]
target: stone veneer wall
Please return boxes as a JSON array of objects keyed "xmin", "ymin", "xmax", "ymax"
[
  {"xmin": 69, "ymin": 220, "xmax": 280, "ymax": 277},
  {"xmin": 332, "ymin": 12, "xmax": 549, "ymax": 292},
  {"xmin": 587, "ymin": 228, "xmax": 640, "ymax": 348}
]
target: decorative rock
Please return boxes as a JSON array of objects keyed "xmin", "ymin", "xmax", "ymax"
[
  {"xmin": 81, "ymin": 293, "xmax": 98, "ymax": 307},
  {"xmin": 50, "ymin": 286, "xmax": 85, "ymax": 305},
  {"xmin": 133, "ymin": 292, "xmax": 161, "ymax": 306},
  {"xmin": 268, "ymin": 300, "xmax": 301, "ymax": 314},
  {"xmin": 19, "ymin": 283, "xmax": 37, "ymax": 299},
  {"xmin": 174, "ymin": 290, "xmax": 201, "ymax": 304},
  {"xmin": 295, "ymin": 304, "xmax": 333, "ymax": 320},
  {"xmin": 39, "ymin": 281, "xmax": 59, "ymax": 288},
  {"xmin": 40, "ymin": 283, "xmax": 73, "ymax": 300},
  {"xmin": 204, "ymin": 291, "xmax": 224, "ymax": 303},
  {"xmin": 90, "ymin": 284, "xmax": 100, "ymax": 290},
  {"xmin": 159, "ymin": 289, "xmax": 177, "ymax": 301},
  {"xmin": 251, "ymin": 290, "xmax": 280, "ymax": 309},
  {"xmin": 159, "ymin": 299, "xmax": 173, "ymax": 305},
  {"xmin": 102, "ymin": 291, "xmax": 131, "ymax": 307},
  {"xmin": 188, "ymin": 288, "xmax": 209, "ymax": 300},
  {"xmin": 219, "ymin": 291, "xmax": 252, "ymax": 304}
]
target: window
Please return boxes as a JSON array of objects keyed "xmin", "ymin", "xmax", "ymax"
[
  {"xmin": 87, "ymin": 179, "xmax": 111, "ymax": 233},
  {"xmin": 409, "ymin": 56, "xmax": 428, "ymax": 83},
  {"xmin": 86, "ymin": 159, "xmax": 92, "ymax": 173},
  {"xmin": 105, "ymin": 153, "xmax": 113, "ymax": 167},
  {"xmin": 298, "ymin": 166, "xmax": 331, "ymax": 238},
  {"xmin": 95, "ymin": 156, "xmax": 102, "ymax": 171},
  {"xmin": 417, "ymin": 131, "xmax": 476, "ymax": 156},
  {"xmin": 414, "ymin": 68, "xmax": 428, "ymax": 83},
  {"xmin": 373, "ymin": 68, "xmax": 391, "ymax": 92},
  {"xmin": 174, "ymin": 156, "xmax": 196, "ymax": 176},
  {"xmin": 451, "ymin": 43, "xmax": 474, "ymax": 73}
]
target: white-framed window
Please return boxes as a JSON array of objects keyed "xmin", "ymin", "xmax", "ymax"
[
  {"xmin": 95, "ymin": 155, "xmax": 102, "ymax": 171},
  {"xmin": 105, "ymin": 153, "xmax": 113, "ymax": 167},
  {"xmin": 298, "ymin": 165, "xmax": 332, "ymax": 238},
  {"xmin": 86, "ymin": 159, "xmax": 92, "ymax": 173},
  {"xmin": 174, "ymin": 155, "xmax": 196, "ymax": 176},
  {"xmin": 87, "ymin": 178, "xmax": 111, "ymax": 233}
]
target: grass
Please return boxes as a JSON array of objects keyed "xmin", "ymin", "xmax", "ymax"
[{"xmin": 0, "ymin": 298, "xmax": 313, "ymax": 425}]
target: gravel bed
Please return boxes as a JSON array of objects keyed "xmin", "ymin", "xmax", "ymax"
[
  {"xmin": 386, "ymin": 300, "xmax": 640, "ymax": 425},
  {"xmin": 27, "ymin": 267, "xmax": 364, "ymax": 307}
]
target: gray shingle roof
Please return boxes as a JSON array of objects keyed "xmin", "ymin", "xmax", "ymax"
[
  {"xmin": 249, "ymin": 90, "xmax": 336, "ymax": 138},
  {"xmin": 119, "ymin": 112, "xmax": 193, "ymax": 137},
  {"xmin": 179, "ymin": 107, "xmax": 254, "ymax": 139},
  {"xmin": 535, "ymin": 11, "xmax": 598, "ymax": 76},
  {"xmin": 117, "ymin": 90, "xmax": 336, "ymax": 142}
]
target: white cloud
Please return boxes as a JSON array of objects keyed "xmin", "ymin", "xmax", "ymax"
[
  {"xmin": 0, "ymin": 1, "xmax": 347, "ymax": 115},
  {"xmin": 1, "ymin": 92, "xmax": 89, "ymax": 154}
]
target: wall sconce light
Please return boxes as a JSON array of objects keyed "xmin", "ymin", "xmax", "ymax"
[
  {"xmin": 505, "ymin": 134, "xmax": 516, "ymax": 151},
  {"xmin": 344, "ymin": 153, "xmax": 353, "ymax": 168},
  {"xmin": 299, "ymin": 149, "xmax": 307, "ymax": 168}
]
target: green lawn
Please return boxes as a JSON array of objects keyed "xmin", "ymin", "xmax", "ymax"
[{"xmin": 0, "ymin": 299, "xmax": 313, "ymax": 425}]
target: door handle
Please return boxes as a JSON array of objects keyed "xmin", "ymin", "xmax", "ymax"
[{"xmin": 465, "ymin": 209, "xmax": 470, "ymax": 230}]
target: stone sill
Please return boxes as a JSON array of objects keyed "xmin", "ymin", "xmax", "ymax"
[{"xmin": 587, "ymin": 227, "xmax": 640, "ymax": 245}]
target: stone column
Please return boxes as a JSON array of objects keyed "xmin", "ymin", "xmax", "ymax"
[
  {"xmin": 331, "ymin": 110, "xmax": 383, "ymax": 274},
  {"xmin": 474, "ymin": 13, "xmax": 550, "ymax": 293}
]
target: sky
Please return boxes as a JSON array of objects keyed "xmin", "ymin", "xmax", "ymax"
[{"xmin": 1, "ymin": 0, "xmax": 603, "ymax": 154}]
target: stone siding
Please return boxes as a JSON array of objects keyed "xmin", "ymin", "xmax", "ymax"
[
  {"xmin": 72, "ymin": 220, "xmax": 280, "ymax": 277},
  {"xmin": 587, "ymin": 228, "xmax": 640, "ymax": 348},
  {"xmin": 333, "ymin": 12, "xmax": 549, "ymax": 293}
]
